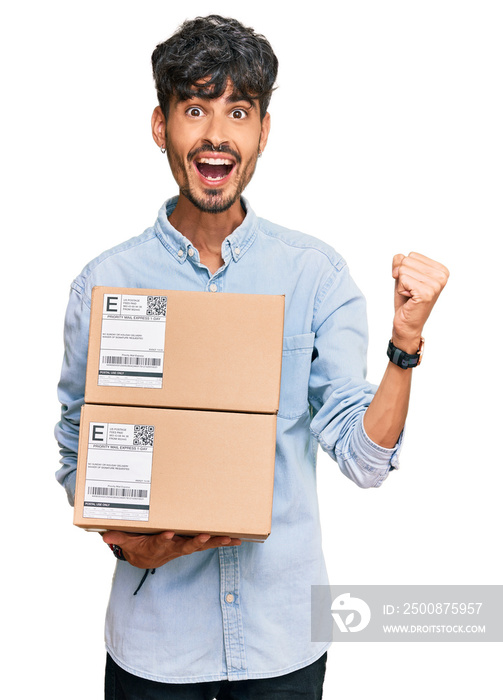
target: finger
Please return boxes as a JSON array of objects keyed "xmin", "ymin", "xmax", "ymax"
[
  {"xmin": 102, "ymin": 530, "xmax": 133, "ymax": 546},
  {"xmin": 397, "ymin": 255, "xmax": 448, "ymax": 292},
  {"xmin": 202, "ymin": 536, "xmax": 242, "ymax": 548},
  {"xmin": 154, "ymin": 531, "xmax": 176, "ymax": 543},
  {"xmin": 399, "ymin": 253, "xmax": 450, "ymax": 287},
  {"xmin": 393, "ymin": 252, "xmax": 449, "ymax": 283},
  {"xmin": 396, "ymin": 285, "xmax": 413, "ymax": 299},
  {"xmin": 196, "ymin": 535, "xmax": 231, "ymax": 549},
  {"xmin": 392, "ymin": 253, "xmax": 406, "ymax": 278},
  {"xmin": 179, "ymin": 534, "xmax": 241, "ymax": 555},
  {"xmin": 408, "ymin": 252, "xmax": 450, "ymax": 277},
  {"xmin": 196, "ymin": 534, "xmax": 212, "ymax": 544},
  {"xmin": 175, "ymin": 534, "xmax": 212, "ymax": 555},
  {"xmin": 400, "ymin": 258, "xmax": 443, "ymax": 281},
  {"xmin": 397, "ymin": 264, "xmax": 435, "ymax": 288},
  {"xmin": 397, "ymin": 259, "xmax": 447, "ymax": 295}
]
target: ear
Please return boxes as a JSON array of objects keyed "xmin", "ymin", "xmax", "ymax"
[
  {"xmin": 151, "ymin": 106, "xmax": 167, "ymax": 149},
  {"xmin": 259, "ymin": 112, "xmax": 271, "ymax": 154}
]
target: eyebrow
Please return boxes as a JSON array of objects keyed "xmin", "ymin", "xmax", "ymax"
[{"xmin": 225, "ymin": 93, "xmax": 257, "ymax": 109}]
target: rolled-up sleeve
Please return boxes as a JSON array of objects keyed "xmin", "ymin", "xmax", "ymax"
[
  {"xmin": 54, "ymin": 280, "xmax": 90, "ymax": 505},
  {"xmin": 309, "ymin": 262, "xmax": 402, "ymax": 488}
]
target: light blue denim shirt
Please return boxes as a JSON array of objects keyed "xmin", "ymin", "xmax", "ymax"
[{"xmin": 55, "ymin": 197, "xmax": 401, "ymax": 683}]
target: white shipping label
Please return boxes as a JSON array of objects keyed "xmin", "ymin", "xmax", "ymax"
[
  {"xmin": 83, "ymin": 422, "xmax": 154, "ymax": 521},
  {"xmin": 98, "ymin": 293, "xmax": 167, "ymax": 389}
]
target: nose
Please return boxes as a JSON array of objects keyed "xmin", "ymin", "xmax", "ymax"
[{"xmin": 201, "ymin": 114, "xmax": 230, "ymax": 151}]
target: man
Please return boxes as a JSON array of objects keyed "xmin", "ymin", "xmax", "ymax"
[{"xmin": 55, "ymin": 14, "xmax": 448, "ymax": 699}]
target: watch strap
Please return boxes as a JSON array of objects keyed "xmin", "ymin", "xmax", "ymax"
[
  {"xmin": 387, "ymin": 337, "xmax": 424, "ymax": 369},
  {"xmin": 108, "ymin": 543, "xmax": 127, "ymax": 561}
]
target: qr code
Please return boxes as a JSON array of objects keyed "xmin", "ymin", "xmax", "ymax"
[
  {"xmin": 134, "ymin": 425, "xmax": 155, "ymax": 446},
  {"xmin": 146, "ymin": 295, "xmax": 167, "ymax": 316}
]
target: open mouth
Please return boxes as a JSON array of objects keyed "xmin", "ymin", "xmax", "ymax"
[{"xmin": 194, "ymin": 157, "xmax": 235, "ymax": 182}]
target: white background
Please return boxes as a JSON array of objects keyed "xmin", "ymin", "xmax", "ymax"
[{"xmin": 2, "ymin": 1, "xmax": 502, "ymax": 697}]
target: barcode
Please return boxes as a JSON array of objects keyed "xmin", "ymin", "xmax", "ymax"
[
  {"xmin": 101, "ymin": 356, "xmax": 161, "ymax": 366},
  {"xmin": 87, "ymin": 486, "xmax": 148, "ymax": 499}
]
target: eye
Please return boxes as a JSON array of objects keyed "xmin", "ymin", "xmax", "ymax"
[
  {"xmin": 186, "ymin": 106, "xmax": 204, "ymax": 118},
  {"xmin": 230, "ymin": 108, "xmax": 247, "ymax": 119}
]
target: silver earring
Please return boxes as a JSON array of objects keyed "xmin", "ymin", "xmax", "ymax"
[
  {"xmin": 160, "ymin": 145, "xmax": 166, "ymax": 154},
  {"xmin": 258, "ymin": 150, "xmax": 263, "ymax": 158}
]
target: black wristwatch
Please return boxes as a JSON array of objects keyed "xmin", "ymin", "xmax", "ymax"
[
  {"xmin": 387, "ymin": 337, "xmax": 425, "ymax": 369},
  {"xmin": 108, "ymin": 543, "xmax": 127, "ymax": 561}
]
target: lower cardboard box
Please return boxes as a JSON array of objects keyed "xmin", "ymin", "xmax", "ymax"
[{"xmin": 74, "ymin": 404, "xmax": 277, "ymax": 542}]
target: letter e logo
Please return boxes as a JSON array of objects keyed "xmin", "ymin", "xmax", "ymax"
[
  {"xmin": 106, "ymin": 296, "xmax": 119, "ymax": 313},
  {"xmin": 91, "ymin": 424, "xmax": 105, "ymax": 442}
]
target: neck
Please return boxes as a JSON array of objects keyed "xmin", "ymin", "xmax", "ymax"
[{"xmin": 168, "ymin": 193, "xmax": 245, "ymax": 253}]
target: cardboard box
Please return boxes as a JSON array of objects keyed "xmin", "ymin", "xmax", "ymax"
[
  {"xmin": 85, "ymin": 287, "xmax": 285, "ymax": 413},
  {"xmin": 74, "ymin": 404, "xmax": 277, "ymax": 541}
]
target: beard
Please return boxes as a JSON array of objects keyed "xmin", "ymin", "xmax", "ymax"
[
  {"xmin": 181, "ymin": 186, "xmax": 240, "ymax": 214},
  {"xmin": 166, "ymin": 140, "xmax": 259, "ymax": 214}
]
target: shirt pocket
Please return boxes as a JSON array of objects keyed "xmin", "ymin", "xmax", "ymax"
[{"xmin": 278, "ymin": 332, "xmax": 316, "ymax": 420}]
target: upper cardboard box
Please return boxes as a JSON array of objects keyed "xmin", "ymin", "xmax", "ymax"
[{"xmin": 85, "ymin": 287, "xmax": 285, "ymax": 413}]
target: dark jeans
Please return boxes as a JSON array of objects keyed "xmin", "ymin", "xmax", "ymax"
[{"xmin": 105, "ymin": 652, "xmax": 327, "ymax": 699}]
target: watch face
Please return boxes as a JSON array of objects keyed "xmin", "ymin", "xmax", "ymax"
[{"xmin": 416, "ymin": 337, "xmax": 425, "ymax": 366}]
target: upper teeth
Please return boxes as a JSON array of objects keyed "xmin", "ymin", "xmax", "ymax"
[{"xmin": 198, "ymin": 158, "xmax": 233, "ymax": 165}]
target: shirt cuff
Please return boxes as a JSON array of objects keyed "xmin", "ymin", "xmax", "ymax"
[
  {"xmin": 63, "ymin": 471, "xmax": 77, "ymax": 506},
  {"xmin": 350, "ymin": 415, "xmax": 404, "ymax": 480}
]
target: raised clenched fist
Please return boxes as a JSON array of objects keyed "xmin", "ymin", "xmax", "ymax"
[{"xmin": 391, "ymin": 252, "xmax": 449, "ymax": 353}]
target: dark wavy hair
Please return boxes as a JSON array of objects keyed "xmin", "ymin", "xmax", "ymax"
[{"xmin": 151, "ymin": 15, "xmax": 278, "ymax": 120}]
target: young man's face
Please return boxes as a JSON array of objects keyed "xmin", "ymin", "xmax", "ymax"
[{"xmin": 153, "ymin": 81, "xmax": 270, "ymax": 214}]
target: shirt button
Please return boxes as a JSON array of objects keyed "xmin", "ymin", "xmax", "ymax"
[
  {"xmin": 234, "ymin": 247, "xmax": 240, "ymax": 256},
  {"xmin": 188, "ymin": 249, "xmax": 194, "ymax": 257},
  {"xmin": 177, "ymin": 249, "xmax": 183, "ymax": 257},
  {"xmin": 225, "ymin": 593, "xmax": 235, "ymax": 604},
  {"xmin": 209, "ymin": 283, "xmax": 218, "ymax": 292}
]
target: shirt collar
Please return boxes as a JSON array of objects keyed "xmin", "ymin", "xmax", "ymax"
[{"xmin": 154, "ymin": 196, "xmax": 258, "ymax": 265}]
